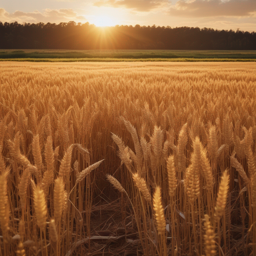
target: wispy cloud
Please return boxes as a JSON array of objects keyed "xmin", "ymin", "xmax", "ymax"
[
  {"xmin": 169, "ymin": 0, "xmax": 256, "ymax": 17},
  {"xmin": 94, "ymin": 0, "xmax": 169, "ymax": 11},
  {"xmin": 0, "ymin": 8, "xmax": 86, "ymax": 23}
]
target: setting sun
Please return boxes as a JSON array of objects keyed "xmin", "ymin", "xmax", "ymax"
[{"xmin": 92, "ymin": 15, "xmax": 116, "ymax": 27}]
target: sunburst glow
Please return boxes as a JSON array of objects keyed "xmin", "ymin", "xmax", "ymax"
[{"xmin": 92, "ymin": 15, "xmax": 116, "ymax": 27}]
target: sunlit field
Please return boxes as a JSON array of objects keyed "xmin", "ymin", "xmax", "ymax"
[
  {"xmin": 0, "ymin": 50, "xmax": 256, "ymax": 62},
  {"xmin": 1, "ymin": 62, "xmax": 256, "ymax": 256}
]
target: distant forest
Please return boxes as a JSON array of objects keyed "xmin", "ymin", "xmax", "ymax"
[{"xmin": 0, "ymin": 21, "xmax": 256, "ymax": 50}]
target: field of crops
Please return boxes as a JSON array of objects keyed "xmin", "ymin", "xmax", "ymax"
[
  {"xmin": 1, "ymin": 50, "xmax": 256, "ymax": 62},
  {"xmin": 0, "ymin": 62, "xmax": 256, "ymax": 256}
]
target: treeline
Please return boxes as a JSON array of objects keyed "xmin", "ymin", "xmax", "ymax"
[{"xmin": 0, "ymin": 21, "xmax": 256, "ymax": 50}]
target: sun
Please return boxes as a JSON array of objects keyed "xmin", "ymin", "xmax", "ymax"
[{"xmin": 92, "ymin": 15, "xmax": 116, "ymax": 27}]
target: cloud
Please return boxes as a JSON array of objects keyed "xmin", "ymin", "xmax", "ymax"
[
  {"xmin": 94, "ymin": 0, "xmax": 169, "ymax": 11},
  {"xmin": 0, "ymin": 8, "xmax": 86, "ymax": 23},
  {"xmin": 169, "ymin": 0, "xmax": 256, "ymax": 17}
]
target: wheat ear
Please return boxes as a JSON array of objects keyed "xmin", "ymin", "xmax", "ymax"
[
  {"xmin": 215, "ymin": 170, "xmax": 229, "ymax": 221},
  {"xmin": 151, "ymin": 126, "xmax": 163, "ymax": 160},
  {"xmin": 59, "ymin": 145, "xmax": 73, "ymax": 178},
  {"xmin": 121, "ymin": 117, "xmax": 143, "ymax": 170},
  {"xmin": 153, "ymin": 186, "xmax": 166, "ymax": 235},
  {"xmin": 0, "ymin": 149, "xmax": 6, "ymax": 174},
  {"xmin": 167, "ymin": 155, "xmax": 177, "ymax": 197},
  {"xmin": 106, "ymin": 174, "xmax": 125, "ymax": 193},
  {"xmin": 41, "ymin": 170, "xmax": 54, "ymax": 198},
  {"xmin": 230, "ymin": 155, "xmax": 250, "ymax": 185},
  {"xmin": 76, "ymin": 159, "xmax": 104, "ymax": 184},
  {"xmin": 207, "ymin": 125, "xmax": 218, "ymax": 164},
  {"xmin": 54, "ymin": 177, "xmax": 65, "ymax": 222},
  {"xmin": 191, "ymin": 136, "xmax": 201, "ymax": 175},
  {"xmin": 32, "ymin": 134, "xmax": 42, "ymax": 171},
  {"xmin": 111, "ymin": 133, "xmax": 126, "ymax": 153},
  {"xmin": 177, "ymin": 123, "xmax": 188, "ymax": 172},
  {"xmin": 185, "ymin": 163, "xmax": 200, "ymax": 202},
  {"xmin": 7, "ymin": 139, "xmax": 31, "ymax": 168},
  {"xmin": 204, "ymin": 214, "xmax": 216, "ymax": 256},
  {"xmin": 16, "ymin": 241, "xmax": 26, "ymax": 256},
  {"xmin": 112, "ymin": 132, "xmax": 133, "ymax": 173},
  {"xmin": 19, "ymin": 219, "xmax": 25, "ymax": 238},
  {"xmin": 0, "ymin": 169, "xmax": 10, "ymax": 235},
  {"xmin": 0, "ymin": 120, "xmax": 6, "ymax": 147},
  {"xmin": 33, "ymin": 186, "xmax": 47, "ymax": 230},
  {"xmin": 200, "ymin": 145, "xmax": 214, "ymax": 191},
  {"xmin": 45, "ymin": 136, "xmax": 54, "ymax": 175},
  {"xmin": 18, "ymin": 167, "xmax": 31, "ymax": 210},
  {"xmin": 132, "ymin": 173, "xmax": 151, "ymax": 202}
]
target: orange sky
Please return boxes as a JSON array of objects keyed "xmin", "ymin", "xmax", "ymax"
[{"xmin": 1, "ymin": 0, "xmax": 256, "ymax": 31}]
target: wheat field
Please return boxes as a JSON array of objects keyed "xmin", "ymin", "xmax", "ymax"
[{"xmin": 0, "ymin": 62, "xmax": 256, "ymax": 256}]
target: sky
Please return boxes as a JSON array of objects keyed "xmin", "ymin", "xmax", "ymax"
[{"xmin": 0, "ymin": 0, "xmax": 256, "ymax": 32}]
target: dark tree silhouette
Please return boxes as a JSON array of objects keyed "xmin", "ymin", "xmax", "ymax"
[{"xmin": 0, "ymin": 21, "xmax": 255, "ymax": 50}]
